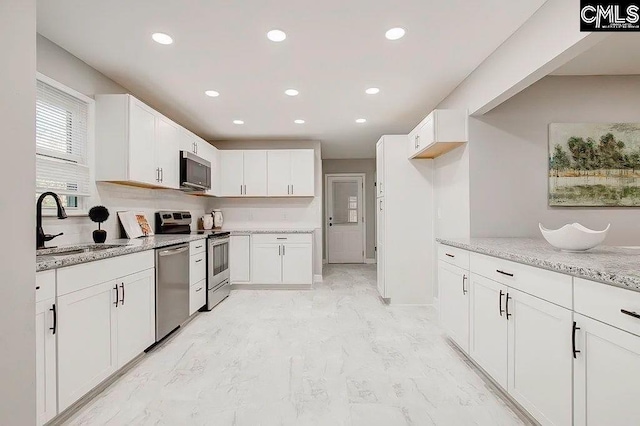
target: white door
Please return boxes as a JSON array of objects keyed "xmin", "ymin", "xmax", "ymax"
[
  {"xmin": 230, "ymin": 235, "xmax": 251, "ymax": 282},
  {"xmin": 115, "ymin": 269, "xmax": 155, "ymax": 368},
  {"xmin": 36, "ymin": 298, "xmax": 57, "ymax": 426},
  {"xmin": 267, "ymin": 150, "xmax": 291, "ymax": 196},
  {"xmin": 375, "ymin": 141, "xmax": 384, "ymax": 198},
  {"xmin": 507, "ymin": 289, "xmax": 573, "ymax": 426},
  {"xmin": 282, "ymin": 243, "xmax": 312, "ymax": 284},
  {"xmin": 156, "ymin": 116, "xmax": 180, "ymax": 189},
  {"xmin": 439, "ymin": 261, "xmax": 470, "ymax": 353},
  {"xmin": 469, "ymin": 274, "xmax": 508, "ymax": 387},
  {"xmin": 220, "ymin": 150, "xmax": 244, "ymax": 196},
  {"xmin": 57, "ymin": 281, "xmax": 117, "ymax": 411},
  {"xmin": 376, "ymin": 197, "xmax": 385, "ymax": 297},
  {"xmin": 574, "ymin": 313, "xmax": 640, "ymax": 426},
  {"xmin": 252, "ymin": 243, "xmax": 282, "ymax": 284},
  {"xmin": 327, "ymin": 175, "xmax": 364, "ymax": 263},
  {"xmin": 128, "ymin": 98, "xmax": 157, "ymax": 185},
  {"xmin": 290, "ymin": 150, "xmax": 315, "ymax": 196},
  {"xmin": 243, "ymin": 150, "xmax": 268, "ymax": 196}
]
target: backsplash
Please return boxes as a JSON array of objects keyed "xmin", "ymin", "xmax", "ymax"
[
  {"xmin": 41, "ymin": 182, "xmax": 208, "ymax": 246},
  {"xmin": 209, "ymin": 197, "xmax": 321, "ymax": 228}
]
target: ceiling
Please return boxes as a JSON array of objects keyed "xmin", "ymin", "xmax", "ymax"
[
  {"xmin": 552, "ymin": 34, "xmax": 640, "ymax": 76},
  {"xmin": 37, "ymin": 0, "xmax": 545, "ymax": 159}
]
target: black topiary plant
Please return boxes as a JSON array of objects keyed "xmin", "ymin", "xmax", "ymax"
[{"xmin": 89, "ymin": 205, "xmax": 110, "ymax": 243}]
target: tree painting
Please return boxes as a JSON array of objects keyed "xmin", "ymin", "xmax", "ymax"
[{"xmin": 549, "ymin": 123, "xmax": 640, "ymax": 206}]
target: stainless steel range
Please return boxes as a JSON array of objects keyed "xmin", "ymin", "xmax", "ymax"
[{"xmin": 155, "ymin": 211, "xmax": 230, "ymax": 313}]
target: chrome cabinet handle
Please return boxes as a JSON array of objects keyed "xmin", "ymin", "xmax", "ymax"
[
  {"xmin": 195, "ymin": 258, "xmax": 203, "ymax": 263},
  {"xmin": 279, "ymin": 245, "xmax": 282, "ymax": 256},
  {"xmin": 462, "ymin": 274, "xmax": 467, "ymax": 295},
  {"xmin": 196, "ymin": 287, "xmax": 203, "ymax": 292},
  {"xmin": 291, "ymin": 184, "xmax": 293, "ymax": 194},
  {"xmin": 113, "ymin": 285, "xmax": 119, "ymax": 307},
  {"xmin": 120, "ymin": 283, "xmax": 125, "ymax": 306},
  {"xmin": 505, "ymin": 293, "xmax": 512, "ymax": 319},
  {"xmin": 283, "ymin": 245, "xmax": 285, "ymax": 256},
  {"xmin": 160, "ymin": 168, "xmax": 164, "ymax": 182},
  {"xmin": 49, "ymin": 304, "xmax": 57, "ymax": 335},
  {"xmin": 445, "ymin": 253, "xmax": 455, "ymax": 258},
  {"xmin": 621, "ymin": 309, "xmax": 640, "ymax": 319},
  {"xmin": 499, "ymin": 290, "xmax": 505, "ymax": 316},
  {"xmin": 496, "ymin": 269, "xmax": 514, "ymax": 277},
  {"xmin": 572, "ymin": 321, "xmax": 581, "ymax": 358}
]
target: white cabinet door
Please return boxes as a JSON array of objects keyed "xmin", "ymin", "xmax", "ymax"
[
  {"xmin": 439, "ymin": 261, "xmax": 470, "ymax": 353},
  {"xmin": 156, "ymin": 116, "xmax": 180, "ymax": 189},
  {"xmin": 507, "ymin": 289, "xmax": 573, "ymax": 426},
  {"xmin": 57, "ymin": 281, "xmax": 117, "ymax": 411},
  {"xmin": 230, "ymin": 235, "xmax": 251, "ymax": 283},
  {"xmin": 376, "ymin": 197, "xmax": 385, "ymax": 297},
  {"xmin": 243, "ymin": 150, "xmax": 268, "ymax": 196},
  {"xmin": 220, "ymin": 150, "xmax": 244, "ymax": 196},
  {"xmin": 252, "ymin": 243, "xmax": 282, "ymax": 284},
  {"xmin": 469, "ymin": 274, "xmax": 508, "ymax": 387},
  {"xmin": 115, "ymin": 269, "xmax": 155, "ymax": 368},
  {"xmin": 290, "ymin": 149, "xmax": 315, "ymax": 196},
  {"xmin": 128, "ymin": 99, "xmax": 157, "ymax": 185},
  {"xmin": 375, "ymin": 141, "xmax": 384, "ymax": 198},
  {"xmin": 189, "ymin": 281, "xmax": 206, "ymax": 315},
  {"xmin": 36, "ymin": 298, "xmax": 57, "ymax": 426},
  {"xmin": 418, "ymin": 113, "xmax": 435, "ymax": 149},
  {"xmin": 282, "ymin": 243, "xmax": 312, "ymax": 284},
  {"xmin": 267, "ymin": 150, "xmax": 291, "ymax": 196},
  {"xmin": 200, "ymin": 143, "xmax": 220, "ymax": 196},
  {"xmin": 574, "ymin": 313, "xmax": 640, "ymax": 426}
]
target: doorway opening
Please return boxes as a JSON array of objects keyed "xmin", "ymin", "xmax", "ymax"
[{"xmin": 325, "ymin": 174, "xmax": 366, "ymax": 264}]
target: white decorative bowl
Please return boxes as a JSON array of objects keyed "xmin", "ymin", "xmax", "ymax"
[{"xmin": 539, "ymin": 223, "xmax": 610, "ymax": 252}]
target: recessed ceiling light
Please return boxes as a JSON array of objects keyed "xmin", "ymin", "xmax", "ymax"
[
  {"xmin": 285, "ymin": 89, "xmax": 299, "ymax": 96},
  {"xmin": 233, "ymin": 120, "xmax": 244, "ymax": 125},
  {"xmin": 152, "ymin": 32, "xmax": 173, "ymax": 45},
  {"xmin": 385, "ymin": 27, "xmax": 406, "ymax": 40},
  {"xmin": 267, "ymin": 29, "xmax": 287, "ymax": 42},
  {"xmin": 355, "ymin": 118, "xmax": 367, "ymax": 124},
  {"xmin": 365, "ymin": 87, "xmax": 380, "ymax": 95},
  {"xmin": 294, "ymin": 119, "xmax": 305, "ymax": 124},
  {"xmin": 204, "ymin": 90, "xmax": 220, "ymax": 97}
]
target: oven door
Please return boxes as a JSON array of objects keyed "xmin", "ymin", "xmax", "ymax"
[
  {"xmin": 208, "ymin": 238, "xmax": 230, "ymax": 289},
  {"xmin": 180, "ymin": 151, "xmax": 211, "ymax": 191}
]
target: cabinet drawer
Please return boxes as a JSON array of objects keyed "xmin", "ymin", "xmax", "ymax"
[
  {"xmin": 189, "ymin": 280, "xmax": 206, "ymax": 315},
  {"xmin": 36, "ymin": 270, "xmax": 56, "ymax": 303},
  {"xmin": 190, "ymin": 239, "xmax": 206, "ymax": 255},
  {"xmin": 252, "ymin": 233, "xmax": 312, "ymax": 244},
  {"xmin": 190, "ymin": 252, "xmax": 206, "ymax": 285},
  {"xmin": 470, "ymin": 252, "xmax": 572, "ymax": 309},
  {"xmin": 575, "ymin": 278, "xmax": 640, "ymax": 337},
  {"xmin": 57, "ymin": 251, "xmax": 154, "ymax": 296},
  {"xmin": 438, "ymin": 245, "xmax": 469, "ymax": 270}
]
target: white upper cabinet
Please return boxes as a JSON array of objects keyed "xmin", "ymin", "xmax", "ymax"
[
  {"xmin": 220, "ymin": 150, "xmax": 247, "ymax": 196},
  {"xmin": 376, "ymin": 140, "xmax": 384, "ymax": 198},
  {"xmin": 408, "ymin": 109, "xmax": 468, "ymax": 159},
  {"xmin": 267, "ymin": 149, "xmax": 315, "ymax": 196},
  {"xmin": 243, "ymin": 150, "xmax": 268, "ymax": 196},
  {"xmin": 96, "ymin": 95, "xmax": 181, "ymax": 189}
]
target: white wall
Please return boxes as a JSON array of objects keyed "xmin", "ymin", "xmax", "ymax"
[
  {"xmin": 470, "ymin": 75, "xmax": 640, "ymax": 245},
  {"xmin": 1, "ymin": 2, "xmax": 36, "ymax": 424},
  {"xmin": 322, "ymin": 159, "xmax": 376, "ymax": 260},
  {"xmin": 209, "ymin": 141, "xmax": 323, "ymax": 277},
  {"xmin": 37, "ymin": 35, "xmax": 209, "ymax": 244}
]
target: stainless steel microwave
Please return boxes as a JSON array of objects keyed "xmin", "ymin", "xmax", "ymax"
[{"xmin": 180, "ymin": 151, "xmax": 211, "ymax": 191}]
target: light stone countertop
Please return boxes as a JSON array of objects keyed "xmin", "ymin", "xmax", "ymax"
[
  {"xmin": 36, "ymin": 234, "xmax": 208, "ymax": 272},
  {"xmin": 223, "ymin": 228, "xmax": 316, "ymax": 235},
  {"xmin": 437, "ymin": 237, "xmax": 640, "ymax": 292}
]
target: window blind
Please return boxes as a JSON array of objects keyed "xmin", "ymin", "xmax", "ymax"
[{"xmin": 36, "ymin": 79, "xmax": 90, "ymax": 197}]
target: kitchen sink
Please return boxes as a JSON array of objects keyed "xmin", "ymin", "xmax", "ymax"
[{"xmin": 37, "ymin": 244, "xmax": 123, "ymax": 258}]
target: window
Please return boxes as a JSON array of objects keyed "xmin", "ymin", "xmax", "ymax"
[{"xmin": 36, "ymin": 76, "xmax": 92, "ymax": 210}]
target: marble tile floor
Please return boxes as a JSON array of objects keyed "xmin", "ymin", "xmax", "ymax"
[{"xmin": 63, "ymin": 264, "xmax": 530, "ymax": 426}]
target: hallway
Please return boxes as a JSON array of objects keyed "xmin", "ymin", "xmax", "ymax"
[{"xmin": 64, "ymin": 265, "xmax": 525, "ymax": 425}]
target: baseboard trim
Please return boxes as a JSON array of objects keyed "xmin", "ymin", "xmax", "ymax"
[
  {"xmin": 231, "ymin": 283, "xmax": 312, "ymax": 290},
  {"xmin": 364, "ymin": 258, "xmax": 376, "ymax": 264},
  {"xmin": 313, "ymin": 274, "xmax": 323, "ymax": 283}
]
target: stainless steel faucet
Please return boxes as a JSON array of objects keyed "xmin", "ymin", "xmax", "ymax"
[{"xmin": 36, "ymin": 192, "xmax": 68, "ymax": 249}]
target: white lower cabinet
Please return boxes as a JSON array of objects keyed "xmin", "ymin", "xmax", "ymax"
[
  {"xmin": 189, "ymin": 281, "xmax": 206, "ymax": 315},
  {"xmin": 376, "ymin": 197, "xmax": 386, "ymax": 297},
  {"xmin": 57, "ymin": 266, "xmax": 155, "ymax": 411},
  {"xmin": 35, "ymin": 297, "xmax": 57, "ymax": 425},
  {"xmin": 439, "ymin": 261, "xmax": 470, "ymax": 352},
  {"xmin": 574, "ymin": 313, "xmax": 640, "ymax": 426},
  {"xmin": 469, "ymin": 273, "xmax": 508, "ymax": 387},
  {"xmin": 252, "ymin": 243, "xmax": 283, "ymax": 284},
  {"xmin": 282, "ymin": 243, "xmax": 313, "ymax": 284},
  {"xmin": 230, "ymin": 235, "xmax": 251, "ymax": 283},
  {"xmin": 57, "ymin": 281, "xmax": 118, "ymax": 411},
  {"xmin": 507, "ymin": 289, "xmax": 573, "ymax": 426}
]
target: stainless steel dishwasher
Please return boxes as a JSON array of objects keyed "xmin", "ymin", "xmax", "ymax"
[{"xmin": 155, "ymin": 243, "xmax": 190, "ymax": 341}]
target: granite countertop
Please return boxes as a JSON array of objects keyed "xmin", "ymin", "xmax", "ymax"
[
  {"xmin": 36, "ymin": 234, "xmax": 208, "ymax": 272},
  {"xmin": 224, "ymin": 228, "xmax": 315, "ymax": 235},
  {"xmin": 437, "ymin": 237, "xmax": 640, "ymax": 292}
]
